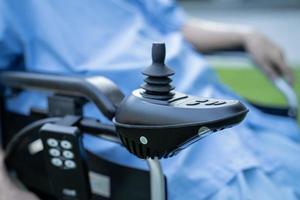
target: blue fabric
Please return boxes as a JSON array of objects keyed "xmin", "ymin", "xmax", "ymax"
[{"xmin": 1, "ymin": 0, "xmax": 300, "ymax": 199}]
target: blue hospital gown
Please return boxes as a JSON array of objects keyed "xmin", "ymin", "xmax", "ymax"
[{"xmin": 1, "ymin": 0, "xmax": 300, "ymax": 199}]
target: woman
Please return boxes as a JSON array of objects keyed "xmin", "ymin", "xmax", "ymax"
[{"xmin": 0, "ymin": 0, "xmax": 299, "ymax": 199}]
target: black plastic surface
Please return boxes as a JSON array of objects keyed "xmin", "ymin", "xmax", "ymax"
[{"xmin": 114, "ymin": 91, "xmax": 248, "ymax": 158}]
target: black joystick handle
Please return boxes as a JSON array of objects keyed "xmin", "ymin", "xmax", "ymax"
[
  {"xmin": 141, "ymin": 43, "xmax": 175, "ymax": 100},
  {"xmin": 152, "ymin": 43, "xmax": 166, "ymax": 63}
]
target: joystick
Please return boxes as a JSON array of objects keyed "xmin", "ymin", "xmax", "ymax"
[
  {"xmin": 141, "ymin": 43, "xmax": 175, "ymax": 100},
  {"xmin": 114, "ymin": 43, "xmax": 248, "ymax": 159}
]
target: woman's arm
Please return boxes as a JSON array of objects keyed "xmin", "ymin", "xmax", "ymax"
[
  {"xmin": 182, "ymin": 19, "xmax": 250, "ymax": 53},
  {"xmin": 182, "ymin": 19, "xmax": 294, "ymax": 85}
]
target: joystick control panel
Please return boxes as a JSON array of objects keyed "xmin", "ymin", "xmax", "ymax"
[{"xmin": 114, "ymin": 43, "xmax": 248, "ymax": 159}]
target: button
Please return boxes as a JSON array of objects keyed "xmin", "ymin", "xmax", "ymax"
[
  {"xmin": 63, "ymin": 150, "xmax": 74, "ymax": 159},
  {"xmin": 61, "ymin": 140, "xmax": 72, "ymax": 149},
  {"xmin": 186, "ymin": 102, "xmax": 200, "ymax": 106},
  {"xmin": 214, "ymin": 101, "xmax": 226, "ymax": 105},
  {"xmin": 65, "ymin": 160, "xmax": 76, "ymax": 169},
  {"xmin": 196, "ymin": 99, "xmax": 208, "ymax": 103},
  {"xmin": 47, "ymin": 138, "xmax": 58, "ymax": 147},
  {"xmin": 49, "ymin": 148, "xmax": 61, "ymax": 157},
  {"xmin": 205, "ymin": 101, "xmax": 218, "ymax": 106},
  {"xmin": 51, "ymin": 158, "xmax": 63, "ymax": 167},
  {"xmin": 168, "ymin": 95, "xmax": 188, "ymax": 103}
]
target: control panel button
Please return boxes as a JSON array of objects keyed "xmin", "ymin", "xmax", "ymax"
[
  {"xmin": 205, "ymin": 101, "xmax": 218, "ymax": 106},
  {"xmin": 196, "ymin": 99, "xmax": 208, "ymax": 103},
  {"xmin": 47, "ymin": 138, "xmax": 59, "ymax": 147},
  {"xmin": 213, "ymin": 101, "xmax": 226, "ymax": 105},
  {"xmin": 49, "ymin": 148, "xmax": 61, "ymax": 157},
  {"xmin": 51, "ymin": 158, "xmax": 63, "ymax": 167},
  {"xmin": 63, "ymin": 150, "xmax": 74, "ymax": 159},
  {"xmin": 65, "ymin": 160, "xmax": 76, "ymax": 169},
  {"xmin": 168, "ymin": 95, "xmax": 188, "ymax": 103},
  {"xmin": 186, "ymin": 102, "xmax": 200, "ymax": 106},
  {"xmin": 61, "ymin": 140, "xmax": 72, "ymax": 149}
]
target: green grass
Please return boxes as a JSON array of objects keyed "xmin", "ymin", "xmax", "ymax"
[{"xmin": 214, "ymin": 65, "xmax": 300, "ymax": 120}]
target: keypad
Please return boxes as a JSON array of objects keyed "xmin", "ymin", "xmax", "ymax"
[
  {"xmin": 185, "ymin": 98, "xmax": 225, "ymax": 107},
  {"xmin": 46, "ymin": 139, "xmax": 76, "ymax": 169},
  {"xmin": 174, "ymin": 97, "xmax": 229, "ymax": 108}
]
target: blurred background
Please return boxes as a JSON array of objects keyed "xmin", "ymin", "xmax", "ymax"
[{"xmin": 179, "ymin": 0, "xmax": 300, "ymax": 119}]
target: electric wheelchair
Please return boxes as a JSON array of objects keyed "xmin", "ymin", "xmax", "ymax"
[{"xmin": 0, "ymin": 43, "xmax": 297, "ymax": 200}]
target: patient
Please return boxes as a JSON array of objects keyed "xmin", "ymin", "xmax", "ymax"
[{"xmin": 0, "ymin": 0, "xmax": 300, "ymax": 199}]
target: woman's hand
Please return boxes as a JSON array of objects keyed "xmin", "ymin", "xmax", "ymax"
[{"xmin": 243, "ymin": 31, "xmax": 294, "ymax": 85}]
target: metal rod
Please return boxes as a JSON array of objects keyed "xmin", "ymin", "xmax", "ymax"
[
  {"xmin": 0, "ymin": 71, "xmax": 119, "ymax": 119},
  {"xmin": 274, "ymin": 78, "xmax": 298, "ymax": 117},
  {"xmin": 146, "ymin": 157, "xmax": 166, "ymax": 200}
]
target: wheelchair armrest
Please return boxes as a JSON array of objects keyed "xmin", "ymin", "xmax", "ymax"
[{"xmin": 0, "ymin": 71, "xmax": 124, "ymax": 119}]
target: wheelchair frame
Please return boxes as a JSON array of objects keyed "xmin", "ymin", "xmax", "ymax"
[{"xmin": 0, "ymin": 71, "xmax": 298, "ymax": 200}]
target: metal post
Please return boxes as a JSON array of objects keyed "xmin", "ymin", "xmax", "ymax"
[
  {"xmin": 146, "ymin": 157, "xmax": 166, "ymax": 200},
  {"xmin": 274, "ymin": 78, "xmax": 298, "ymax": 117}
]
